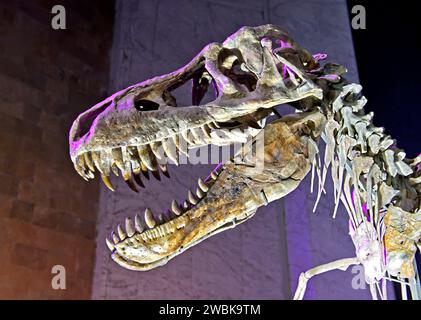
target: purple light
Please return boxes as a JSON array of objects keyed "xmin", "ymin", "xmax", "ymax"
[
  {"xmin": 277, "ymin": 39, "xmax": 292, "ymax": 49},
  {"xmin": 351, "ymin": 189, "xmax": 370, "ymax": 222},
  {"xmin": 204, "ymin": 162, "xmax": 223, "ymax": 183}
]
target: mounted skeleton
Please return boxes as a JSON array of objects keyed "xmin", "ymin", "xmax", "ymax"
[{"xmin": 69, "ymin": 25, "xmax": 421, "ymax": 300}]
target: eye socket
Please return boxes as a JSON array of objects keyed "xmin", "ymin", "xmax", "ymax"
[
  {"xmin": 218, "ymin": 48, "xmax": 257, "ymax": 92},
  {"xmin": 134, "ymin": 99, "xmax": 160, "ymax": 111}
]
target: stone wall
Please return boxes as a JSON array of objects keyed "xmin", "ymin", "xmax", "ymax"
[
  {"xmin": 92, "ymin": 0, "xmax": 374, "ymax": 299},
  {"xmin": 0, "ymin": 0, "xmax": 114, "ymax": 299}
]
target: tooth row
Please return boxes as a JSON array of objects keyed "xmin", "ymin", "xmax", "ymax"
[
  {"xmin": 105, "ymin": 206, "xmax": 191, "ymax": 250},
  {"xmin": 177, "ymin": 174, "xmax": 220, "ymax": 212},
  {"xmin": 104, "ymin": 175, "xmax": 218, "ymax": 250},
  {"xmin": 75, "ymin": 144, "xmax": 173, "ymax": 192},
  {"xmin": 74, "ymin": 121, "xmax": 248, "ymax": 191},
  {"xmin": 74, "ymin": 124, "xmax": 221, "ymax": 189}
]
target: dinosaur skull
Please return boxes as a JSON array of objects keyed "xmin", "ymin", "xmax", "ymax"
[{"xmin": 68, "ymin": 25, "xmax": 325, "ymax": 270}]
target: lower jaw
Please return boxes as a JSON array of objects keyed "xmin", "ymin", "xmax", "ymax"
[{"xmin": 111, "ymin": 210, "xmax": 256, "ymax": 271}]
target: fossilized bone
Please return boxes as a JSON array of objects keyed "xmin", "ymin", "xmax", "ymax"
[{"xmin": 69, "ymin": 25, "xmax": 420, "ymax": 299}]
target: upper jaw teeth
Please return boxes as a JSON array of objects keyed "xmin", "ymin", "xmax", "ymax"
[{"xmin": 72, "ymin": 120, "xmax": 259, "ymax": 193}]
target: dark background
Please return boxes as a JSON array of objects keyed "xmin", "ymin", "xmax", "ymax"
[
  {"xmin": 347, "ymin": 0, "xmax": 421, "ymax": 298},
  {"xmin": 347, "ymin": 0, "xmax": 421, "ymax": 158}
]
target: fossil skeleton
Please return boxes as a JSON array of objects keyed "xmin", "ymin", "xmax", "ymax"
[{"xmin": 69, "ymin": 25, "xmax": 421, "ymax": 299}]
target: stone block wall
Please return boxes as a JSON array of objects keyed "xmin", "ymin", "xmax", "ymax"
[{"xmin": 0, "ymin": 0, "xmax": 114, "ymax": 299}]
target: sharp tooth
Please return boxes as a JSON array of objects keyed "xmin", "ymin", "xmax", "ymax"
[
  {"xmin": 121, "ymin": 146, "xmax": 133, "ymax": 164},
  {"xmin": 137, "ymin": 145, "xmax": 155, "ymax": 171},
  {"xmin": 162, "ymin": 138, "xmax": 179, "ymax": 165},
  {"xmin": 173, "ymin": 134, "xmax": 189, "ymax": 156},
  {"xmin": 91, "ymin": 151, "xmax": 108, "ymax": 175},
  {"xmin": 159, "ymin": 164, "xmax": 170, "ymax": 178},
  {"xmin": 191, "ymin": 128, "xmax": 205, "ymax": 144},
  {"xmin": 198, "ymin": 178, "xmax": 209, "ymax": 192},
  {"xmin": 201, "ymin": 125, "xmax": 212, "ymax": 140},
  {"xmin": 140, "ymin": 161, "xmax": 150, "ymax": 180},
  {"xmin": 111, "ymin": 231, "xmax": 119, "ymax": 244},
  {"xmin": 211, "ymin": 172, "xmax": 218, "ymax": 180},
  {"xmin": 133, "ymin": 173, "xmax": 145, "ymax": 188},
  {"xmin": 117, "ymin": 224, "xmax": 126, "ymax": 240},
  {"xmin": 84, "ymin": 152, "xmax": 96, "ymax": 172},
  {"xmin": 86, "ymin": 170, "xmax": 95, "ymax": 179},
  {"xmin": 134, "ymin": 214, "xmax": 144, "ymax": 233},
  {"xmin": 111, "ymin": 163, "xmax": 119, "ymax": 176},
  {"xmin": 171, "ymin": 200, "xmax": 182, "ymax": 216},
  {"xmin": 181, "ymin": 130, "xmax": 195, "ymax": 144},
  {"xmin": 130, "ymin": 158, "xmax": 141, "ymax": 175},
  {"xmin": 101, "ymin": 174, "xmax": 115, "ymax": 192},
  {"xmin": 196, "ymin": 188, "xmax": 205, "ymax": 199},
  {"xmin": 144, "ymin": 208, "xmax": 156, "ymax": 228},
  {"xmin": 74, "ymin": 155, "xmax": 89, "ymax": 180},
  {"xmin": 105, "ymin": 238, "xmax": 115, "ymax": 251},
  {"xmin": 124, "ymin": 178, "xmax": 139, "ymax": 193},
  {"xmin": 75, "ymin": 154, "xmax": 87, "ymax": 169},
  {"xmin": 125, "ymin": 218, "xmax": 135, "ymax": 237},
  {"xmin": 183, "ymin": 201, "xmax": 189, "ymax": 210},
  {"xmin": 150, "ymin": 142, "xmax": 164, "ymax": 160},
  {"xmin": 151, "ymin": 169, "xmax": 161, "ymax": 181},
  {"xmin": 121, "ymin": 158, "xmax": 136, "ymax": 188},
  {"xmin": 188, "ymin": 190, "xmax": 199, "ymax": 205},
  {"xmin": 111, "ymin": 148, "xmax": 125, "ymax": 171}
]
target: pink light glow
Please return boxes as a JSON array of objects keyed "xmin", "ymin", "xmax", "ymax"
[
  {"xmin": 351, "ymin": 189, "xmax": 370, "ymax": 221},
  {"xmin": 312, "ymin": 53, "xmax": 328, "ymax": 61},
  {"xmin": 277, "ymin": 39, "xmax": 292, "ymax": 49},
  {"xmin": 204, "ymin": 162, "xmax": 223, "ymax": 183}
]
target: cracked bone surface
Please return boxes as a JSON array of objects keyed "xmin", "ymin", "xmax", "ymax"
[{"xmin": 69, "ymin": 24, "xmax": 420, "ymax": 297}]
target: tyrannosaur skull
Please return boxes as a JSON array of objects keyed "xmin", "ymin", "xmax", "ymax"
[{"xmin": 69, "ymin": 25, "xmax": 329, "ymax": 270}]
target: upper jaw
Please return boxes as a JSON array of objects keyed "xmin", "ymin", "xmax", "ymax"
[{"xmin": 68, "ymin": 25, "xmax": 324, "ymax": 183}]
